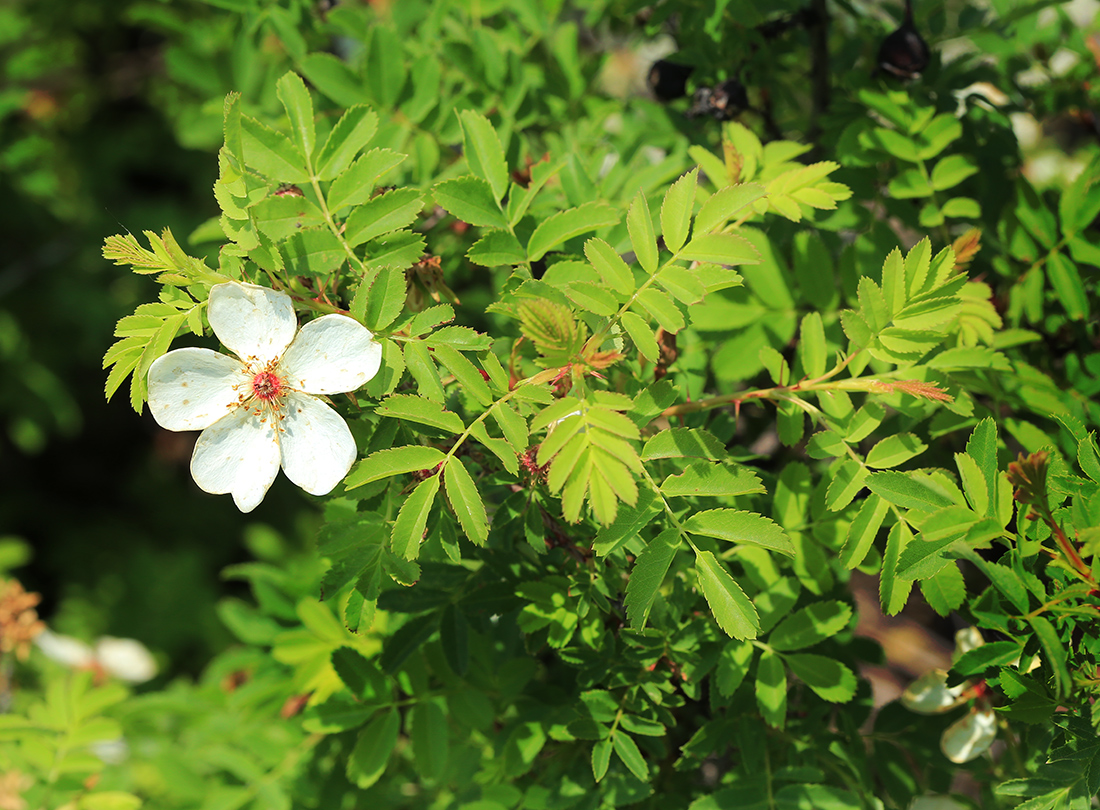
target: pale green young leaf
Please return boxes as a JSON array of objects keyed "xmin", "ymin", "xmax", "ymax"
[
  {"xmin": 620, "ymin": 311, "xmax": 659, "ymax": 364},
  {"xmin": 695, "ymin": 550, "xmax": 760, "ymax": 640},
  {"xmin": 880, "ymin": 521, "xmax": 914, "ymax": 615},
  {"xmin": 660, "ymin": 169, "xmax": 697, "ymax": 253},
  {"xmin": 865, "ymin": 433, "xmax": 927, "ymax": 469},
  {"xmin": 408, "ymin": 305, "xmax": 455, "ymax": 337},
  {"xmin": 443, "ymin": 458, "xmax": 488, "ymax": 545},
  {"xmin": 530, "ymin": 396, "xmax": 585, "ymax": 433},
  {"xmin": 930, "ymin": 154, "xmax": 978, "ymax": 191},
  {"xmin": 846, "ymin": 401, "xmax": 885, "ymax": 442},
  {"xmin": 755, "ymin": 650, "xmax": 786, "ymax": 728},
  {"xmin": 528, "ymin": 202, "xmax": 620, "ymax": 262},
  {"xmin": 276, "ymin": 71, "xmax": 316, "ymax": 160},
  {"xmin": 433, "ymin": 176, "xmax": 508, "ymax": 229},
  {"xmin": 541, "ymin": 421, "xmax": 585, "ymax": 474},
  {"xmin": 584, "ymin": 238, "xmax": 634, "ymax": 295},
  {"xmin": 240, "ymin": 115, "xmax": 309, "ymax": 183},
  {"xmin": 391, "ymin": 475, "xmax": 439, "ymax": 560},
  {"xmin": 327, "ymin": 149, "xmax": 405, "ymax": 211},
  {"xmin": 806, "ymin": 430, "xmax": 847, "ymax": 459},
  {"xmin": 627, "ymin": 191, "xmax": 659, "ymax": 273},
  {"xmin": 345, "ymin": 188, "xmax": 423, "ymax": 247},
  {"xmin": 625, "ymin": 529, "xmax": 680, "ymax": 629},
  {"xmin": 684, "ymin": 509, "xmax": 794, "ymax": 556},
  {"xmin": 880, "ymin": 247, "xmax": 905, "ymax": 318},
  {"xmin": 661, "ymin": 463, "xmax": 765, "ymax": 498},
  {"xmin": 636, "ymin": 288, "xmax": 685, "ymax": 333},
  {"xmin": 839, "ymin": 494, "xmax": 888, "ymax": 569},
  {"xmin": 966, "ymin": 417, "xmax": 998, "ymax": 510},
  {"xmin": 433, "ymin": 344, "xmax": 492, "ymax": 406},
  {"xmin": 903, "ymin": 238, "xmax": 932, "ymax": 298},
  {"xmin": 459, "ymin": 110, "xmax": 509, "ymax": 202},
  {"xmin": 768, "ymin": 601, "xmax": 852, "ymax": 651},
  {"xmin": 364, "ymin": 265, "xmax": 406, "ymax": 332},
  {"xmin": 377, "ymin": 394, "xmax": 465, "ymax": 433},
  {"xmin": 679, "ymin": 233, "xmax": 760, "ymax": 265},
  {"xmin": 467, "ymin": 421, "xmax": 519, "ymax": 475},
  {"xmin": 784, "ymin": 654, "xmax": 857, "ymax": 703},
  {"xmin": 588, "ymin": 467, "xmax": 620, "ymax": 525},
  {"xmin": 693, "ymin": 184, "xmax": 766, "ymax": 236},
  {"xmin": 798, "ymin": 311, "xmax": 826, "ymax": 378},
  {"xmin": 347, "ymin": 708, "xmax": 400, "ymax": 788},
  {"xmin": 612, "ymin": 731, "xmax": 649, "ymax": 782},
  {"xmin": 591, "ymin": 448, "xmax": 638, "ymax": 506},
  {"xmin": 345, "ymin": 445, "xmax": 446, "ymax": 490},
  {"xmin": 561, "ymin": 448, "xmax": 593, "ymax": 522},
  {"xmin": 642, "ymin": 428, "xmax": 726, "ymax": 460},
  {"xmin": 404, "ymin": 341, "xmax": 445, "ymax": 403},
  {"xmin": 316, "ymin": 106, "xmax": 378, "ymax": 181},
  {"xmin": 655, "ymin": 266, "xmax": 706, "ymax": 305}
]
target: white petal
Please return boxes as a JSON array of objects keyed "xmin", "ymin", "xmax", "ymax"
[
  {"xmin": 280, "ymin": 314, "xmax": 382, "ymax": 394},
  {"xmin": 147, "ymin": 348, "xmax": 247, "ymax": 431},
  {"xmin": 191, "ymin": 407, "xmax": 281, "ymax": 512},
  {"xmin": 941, "ymin": 708, "xmax": 997, "ymax": 763},
  {"xmin": 208, "ymin": 282, "xmax": 297, "ymax": 364},
  {"xmin": 95, "ymin": 637, "xmax": 157, "ymax": 683},
  {"xmin": 34, "ymin": 629, "xmax": 95, "ymax": 668},
  {"xmin": 279, "ymin": 392, "xmax": 356, "ymax": 495}
]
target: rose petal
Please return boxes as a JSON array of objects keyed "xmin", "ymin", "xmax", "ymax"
[
  {"xmin": 280, "ymin": 314, "xmax": 382, "ymax": 395},
  {"xmin": 95, "ymin": 637, "xmax": 157, "ymax": 683},
  {"xmin": 147, "ymin": 348, "xmax": 247, "ymax": 431},
  {"xmin": 208, "ymin": 282, "xmax": 297, "ymax": 364},
  {"xmin": 941, "ymin": 708, "xmax": 997, "ymax": 763},
  {"xmin": 279, "ymin": 392, "xmax": 356, "ymax": 495},
  {"xmin": 190, "ymin": 406, "xmax": 281, "ymax": 512}
]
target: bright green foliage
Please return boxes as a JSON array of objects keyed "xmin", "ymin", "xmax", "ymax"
[{"xmin": 5, "ymin": 1, "xmax": 1100, "ymax": 809}]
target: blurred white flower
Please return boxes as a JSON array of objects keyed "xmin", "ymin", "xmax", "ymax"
[
  {"xmin": 147, "ymin": 282, "xmax": 381, "ymax": 512},
  {"xmin": 901, "ymin": 627, "xmax": 999, "ymax": 764},
  {"xmin": 35, "ymin": 630, "xmax": 157, "ymax": 683}
]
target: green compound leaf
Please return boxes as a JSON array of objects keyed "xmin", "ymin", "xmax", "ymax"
[
  {"xmin": 347, "ymin": 708, "xmax": 400, "ymax": 788},
  {"xmin": 316, "ymin": 106, "xmax": 378, "ymax": 181},
  {"xmin": 240, "ymin": 114, "xmax": 309, "ymax": 183},
  {"xmin": 627, "ymin": 191, "xmax": 659, "ymax": 274},
  {"xmin": 695, "ymin": 549, "xmax": 760, "ymax": 640},
  {"xmin": 755, "ymin": 650, "xmax": 787, "ymax": 728},
  {"xmin": 768, "ymin": 601, "xmax": 852, "ymax": 652},
  {"xmin": 443, "ymin": 458, "xmax": 489, "ymax": 545},
  {"xmin": 620, "ymin": 311, "xmax": 659, "ymax": 364},
  {"xmin": 784, "ymin": 653, "xmax": 857, "ymax": 703},
  {"xmin": 625, "ymin": 529, "xmax": 680, "ymax": 630},
  {"xmin": 344, "ymin": 188, "xmax": 423, "ymax": 247},
  {"xmin": 459, "ymin": 110, "xmax": 509, "ymax": 202},
  {"xmin": 276, "ymin": 71, "xmax": 316, "ymax": 160},
  {"xmin": 377, "ymin": 394, "xmax": 465, "ymax": 433},
  {"xmin": 684, "ymin": 510, "xmax": 795, "ymax": 556},
  {"xmin": 584, "ymin": 238, "xmax": 635, "ymax": 295},
  {"xmin": 345, "ymin": 445, "xmax": 446, "ymax": 490},
  {"xmin": 660, "ymin": 169, "xmax": 697, "ymax": 254},
  {"xmin": 327, "ymin": 148, "xmax": 405, "ymax": 211},
  {"xmin": 612, "ymin": 730, "xmax": 649, "ymax": 782},
  {"xmin": 528, "ymin": 201, "xmax": 620, "ymax": 262},
  {"xmin": 391, "ymin": 475, "xmax": 439, "ymax": 560},
  {"xmin": 433, "ymin": 176, "xmax": 508, "ymax": 229}
]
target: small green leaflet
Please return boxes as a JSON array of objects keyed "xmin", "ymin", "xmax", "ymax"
[
  {"xmin": 695, "ymin": 550, "xmax": 760, "ymax": 640},
  {"xmin": 345, "ymin": 445, "xmax": 445, "ymax": 490},
  {"xmin": 627, "ymin": 191, "xmax": 659, "ymax": 274},
  {"xmin": 391, "ymin": 475, "xmax": 439, "ymax": 560},
  {"xmin": 684, "ymin": 509, "xmax": 795, "ymax": 556},
  {"xmin": 624, "ymin": 529, "xmax": 680, "ymax": 629},
  {"xmin": 443, "ymin": 458, "xmax": 489, "ymax": 544}
]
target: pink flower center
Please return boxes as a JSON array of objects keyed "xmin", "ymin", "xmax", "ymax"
[{"xmin": 251, "ymin": 371, "xmax": 284, "ymax": 401}]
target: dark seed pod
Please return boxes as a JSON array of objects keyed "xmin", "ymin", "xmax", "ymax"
[
  {"xmin": 647, "ymin": 59, "xmax": 694, "ymax": 102},
  {"xmin": 877, "ymin": 0, "xmax": 929, "ymax": 79}
]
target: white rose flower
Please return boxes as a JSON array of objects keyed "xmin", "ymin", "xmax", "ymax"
[
  {"xmin": 147, "ymin": 282, "xmax": 381, "ymax": 512},
  {"xmin": 35, "ymin": 629, "xmax": 157, "ymax": 683}
]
